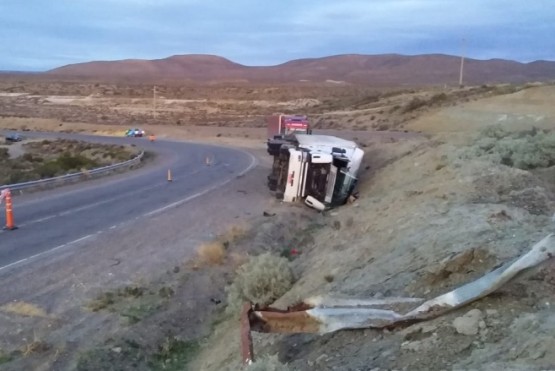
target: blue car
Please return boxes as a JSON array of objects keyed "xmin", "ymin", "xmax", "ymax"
[
  {"xmin": 125, "ymin": 128, "xmax": 145, "ymax": 137},
  {"xmin": 5, "ymin": 133, "xmax": 23, "ymax": 142}
]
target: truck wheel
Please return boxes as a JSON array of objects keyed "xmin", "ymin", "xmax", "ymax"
[{"xmin": 268, "ymin": 176, "xmax": 278, "ymax": 190}]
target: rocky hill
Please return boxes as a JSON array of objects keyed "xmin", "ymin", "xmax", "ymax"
[{"xmin": 46, "ymin": 53, "xmax": 555, "ymax": 85}]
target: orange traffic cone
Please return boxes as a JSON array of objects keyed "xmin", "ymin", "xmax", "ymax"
[
  {"xmin": 167, "ymin": 169, "xmax": 173, "ymax": 182},
  {"xmin": 4, "ymin": 189, "xmax": 17, "ymax": 230}
]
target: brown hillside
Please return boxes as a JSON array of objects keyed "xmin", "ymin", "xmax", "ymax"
[{"xmin": 46, "ymin": 53, "xmax": 555, "ymax": 85}]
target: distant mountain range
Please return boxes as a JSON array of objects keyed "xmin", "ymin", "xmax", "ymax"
[{"xmin": 44, "ymin": 54, "xmax": 555, "ymax": 85}]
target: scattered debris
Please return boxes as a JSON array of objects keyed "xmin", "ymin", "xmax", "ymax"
[
  {"xmin": 240, "ymin": 234, "xmax": 555, "ymax": 363},
  {"xmin": 452, "ymin": 309, "xmax": 484, "ymax": 335},
  {"xmin": 109, "ymin": 258, "xmax": 121, "ymax": 267},
  {"xmin": 263, "ymin": 211, "xmax": 276, "ymax": 217},
  {"xmin": 488, "ymin": 209, "xmax": 512, "ymax": 222}
]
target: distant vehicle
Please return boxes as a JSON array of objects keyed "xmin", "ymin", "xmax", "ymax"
[
  {"xmin": 267, "ymin": 114, "xmax": 311, "ymax": 139},
  {"xmin": 125, "ymin": 128, "xmax": 145, "ymax": 137},
  {"xmin": 5, "ymin": 133, "xmax": 23, "ymax": 143}
]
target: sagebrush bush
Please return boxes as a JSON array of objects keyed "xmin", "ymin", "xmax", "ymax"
[
  {"xmin": 225, "ymin": 253, "xmax": 294, "ymax": 315},
  {"xmin": 402, "ymin": 97, "xmax": 427, "ymax": 113},
  {"xmin": 463, "ymin": 125, "xmax": 555, "ymax": 170},
  {"xmin": 219, "ymin": 224, "xmax": 247, "ymax": 245},
  {"xmin": 246, "ymin": 355, "xmax": 290, "ymax": 371},
  {"xmin": 480, "ymin": 124, "xmax": 509, "ymax": 140},
  {"xmin": 0, "ymin": 148, "xmax": 9, "ymax": 161}
]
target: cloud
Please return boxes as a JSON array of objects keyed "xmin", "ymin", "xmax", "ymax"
[{"xmin": 0, "ymin": 0, "xmax": 554, "ymax": 70}]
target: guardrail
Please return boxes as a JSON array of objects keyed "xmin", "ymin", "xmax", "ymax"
[{"xmin": 0, "ymin": 151, "xmax": 144, "ymax": 193}]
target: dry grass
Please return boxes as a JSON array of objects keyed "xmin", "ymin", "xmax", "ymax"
[
  {"xmin": 20, "ymin": 332, "xmax": 50, "ymax": 357},
  {"xmin": 229, "ymin": 251, "xmax": 249, "ymax": 268},
  {"xmin": 21, "ymin": 340, "xmax": 50, "ymax": 357},
  {"xmin": 196, "ymin": 241, "xmax": 226, "ymax": 266},
  {"xmin": 0, "ymin": 301, "xmax": 50, "ymax": 318},
  {"xmin": 219, "ymin": 223, "xmax": 248, "ymax": 244},
  {"xmin": 194, "ymin": 223, "xmax": 249, "ymax": 267}
]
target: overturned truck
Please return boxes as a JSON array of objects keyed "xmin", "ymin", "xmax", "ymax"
[{"xmin": 267, "ymin": 134, "xmax": 364, "ymax": 210}]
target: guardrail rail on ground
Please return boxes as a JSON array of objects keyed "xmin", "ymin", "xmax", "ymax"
[{"xmin": 0, "ymin": 151, "xmax": 144, "ymax": 194}]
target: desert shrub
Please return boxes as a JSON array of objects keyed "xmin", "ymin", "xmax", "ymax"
[
  {"xmin": 0, "ymin": 349, "xmax": 11, "ymax": 365},
  {"xmin": 464, "ymin": 125, "xmax": 555, "ymax": 169},
  {"xmin": 429, "ymin": 92, "xmax": 448, "ymax": 104},
  {"xmin": 389, "ymin": 105, "xmax": 401, "ymax": 113},
  {"xmin": 219, "ymin": 224, "xmax": 247, "ymax": 245},
  {"xmin": 225, "ymin": 253, "xmax": 294, "ymax": 315},
  {"xmin": 196, "ymin": 241, "xmax": 226, "ymax": 266},
  {"xmin": 377, "ymin": 123, "xmax": 390, "ymax": 131},
  {"xmin": 480, "ymin": 124, "xmax": 510, "ymax": 139},
  {"xmin": 150, "ymin": 337, "xmax": 199, "ymax": 371},
  {"xmin": 493, "ymin": 84, "xmax": 519, "ymax": 95},
  {"xmin": 402, "ymin": 97, "xmax": 427, "ymax": 113},
  {"xmin": 246, "ymin": 355, "xmax": 290, "ymax": 371},
  {"xmin": 0, "ymin": 148, "xmax": 9, "ymax": 161},
  {"xmin": 37, "ymin": 161, "xmax": 62, "ymax": 178},
  {"xmin": 56, "ymin": 153, "xmax": 97, "ymax": 171},
  {"xmin": 21, "ymin": 153, "xmax": 38, "ymax": 162},
  {"xmin": 9, "ymin": 160, "xmax": 28, "ymax": 170},
  {"xmin": 8, "ymin": 170, "xmax": 32, "ymax": 184}
]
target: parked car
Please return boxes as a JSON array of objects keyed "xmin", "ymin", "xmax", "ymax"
[
  {"xmin": 125, "ymin": 128, "xmax": 145, "ymax": 137},
  {"xmin": 5, "ymin": 133, "xmax": 23, "ymax": 143}
]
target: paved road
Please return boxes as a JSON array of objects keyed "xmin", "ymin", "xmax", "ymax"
[{"xmin": 0, "ymin": 132, "xmax": 256, "ymax": 270}]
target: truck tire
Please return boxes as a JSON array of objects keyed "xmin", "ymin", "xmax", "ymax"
[{"xmin": 267, "ymin": 174, "xmax": 278, "ymax": 191}]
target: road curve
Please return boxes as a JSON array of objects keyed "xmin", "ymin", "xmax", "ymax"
[{"xmin": 0, "ymin": 132, "xmax": 256, "ymax": 271}]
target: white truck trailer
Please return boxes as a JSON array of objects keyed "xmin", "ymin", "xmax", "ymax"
[{"xmin": 267, "ymin": 134, "xmax": 364, "ymax": 210}]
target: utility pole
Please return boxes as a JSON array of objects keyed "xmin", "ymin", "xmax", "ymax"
[
  {"xmin": 153, "ymin": 85, "xmax": 157, "ymax": 119},
  {"xmin": 459, "ymin": 38, "xmax": 466, "ymax": 88}
]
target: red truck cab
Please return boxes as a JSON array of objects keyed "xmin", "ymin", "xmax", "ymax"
[{"xmin": 267, "ymin": 114, "xmax": 310, "ymax": 139}]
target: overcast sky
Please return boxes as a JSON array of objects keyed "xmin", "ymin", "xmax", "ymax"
[{"xmin": 1, "ymin": 0, "xmax": 554, "ymax": 71}]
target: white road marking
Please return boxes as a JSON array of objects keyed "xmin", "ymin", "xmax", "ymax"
[
  {"xmin": 18, "ymin": 167, "xmax": 205, "ymax": 228},
  {"xmin": 0, "ymin": 233, "xmax": 95, "ymax": 273},
  {"xmin": 144, "ymin": 150, "xmax": 257, "ymax": 217},
  {"xmin": 0, "ymin": 149, "xmax": 258, "ymax": 273}
]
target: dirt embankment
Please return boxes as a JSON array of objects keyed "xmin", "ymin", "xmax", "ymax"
[{"xmin": 189, "ymin": 86, "xmax": 555, "ymax": 371}]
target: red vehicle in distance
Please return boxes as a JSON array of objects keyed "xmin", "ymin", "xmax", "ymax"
[{"xmin": 267, "ymin": 115, "xmax": 311, "ymax": 139}]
